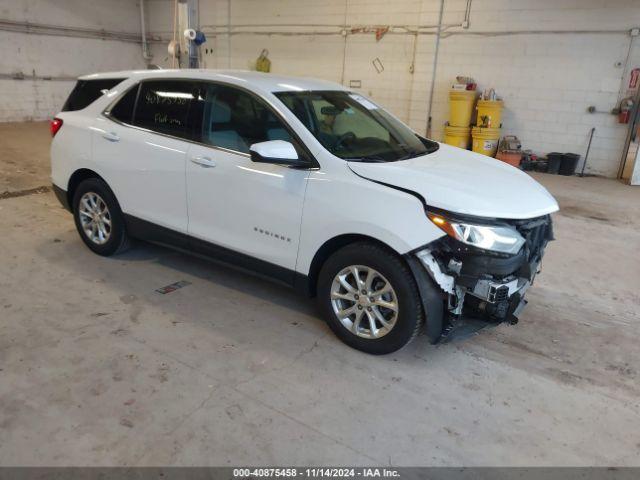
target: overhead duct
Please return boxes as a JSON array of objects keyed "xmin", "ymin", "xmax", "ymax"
[
  {"xmin": 185, "ymin": 0, "xmax": 199, "ymax": 68},
  {"xmin": 140, "ymin": 0, "xmax": 152, "ymax": 62}
]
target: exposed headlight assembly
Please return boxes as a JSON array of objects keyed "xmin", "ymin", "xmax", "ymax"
[{"xmin": 428, "ymin": 212, "xmax": 525, "ymax": 255}]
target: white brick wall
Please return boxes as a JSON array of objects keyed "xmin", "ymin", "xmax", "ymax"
[
  {"xmin": 129, "ymin": 1, "xmax": 640, "ymax": 176},
  {"xmin": 0, "ymin": 78, "xmax": 76, "ymax": 122},
  {"xmin": 0, "ymin": 0, "xmax": 146, "ymax": 122},
  {"xmin": 429, "ymin": 33, "xmax": 637, "ymax": 176}
]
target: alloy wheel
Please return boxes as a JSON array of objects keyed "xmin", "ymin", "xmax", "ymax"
[
  {"xmin": 78, "ymin": 192, "xmax": 112, "ymax": 245},
  {"xmin": 330, "ymin": 265, "xmax": 399, "ymax": 339}
]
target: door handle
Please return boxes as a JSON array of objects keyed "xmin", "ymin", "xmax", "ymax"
[
  {"xmin": 102, "ymin": 131, "xmax": 120, "ymax": 142},
  {"xmin": 190, "ymin": 155, "xmax": 216, "ymax": 168}
]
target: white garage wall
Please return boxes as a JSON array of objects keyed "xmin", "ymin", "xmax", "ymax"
[
  {"xmin": 430, "ymin": 0, "xmax": 640, "ymax": 178},
  {"xmin": 144, "ymin": 0, "xmax": 640, "ymax": 177},
  {"xmin": 0, "ymin": 0, "xmax": 147, "ymax": 122}
]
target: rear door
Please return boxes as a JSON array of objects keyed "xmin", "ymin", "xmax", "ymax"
[{"xmin": 92, "ymin": 79, "xmax": 201, "ymax": 236}]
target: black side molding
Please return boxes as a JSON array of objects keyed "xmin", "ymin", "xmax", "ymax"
[
  {"xmin": 124, "ymin": 214, "xmax": 189, "ymax": 250},
  {"xmin": 52, "ymin": 184, "xmax": 71, "ymax": 212},
  {"xmin": 123, "ymin": 214, "xmax": 310, "ymax": 294},
  {"xmin": 190, "ymin": 234, "xmax": 295, "ymax": 287}
]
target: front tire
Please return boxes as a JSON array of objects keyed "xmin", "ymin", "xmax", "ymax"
[
  {"xmin": 72, "ymin": 178, "xmax": 130, "ymax": 256},
  {"xmin": 317, "ymin": 242, "xmax": 423, "ymax": 354}
]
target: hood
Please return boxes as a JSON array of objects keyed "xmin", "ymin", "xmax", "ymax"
[{"xmin": 348, "ymin": 143, "xmax": 559, "ymax": 220}]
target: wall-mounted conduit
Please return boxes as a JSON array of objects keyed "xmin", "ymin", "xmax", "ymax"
[
  {"xmin": 0, "ymin": 72, "xmax": 76, "ymax": 82},
  {"xmin": 0, "ymin": 19, "xmax": 148, "ymax": 43},
  {"xmin": 151, "ymin": 26, "xmax": 631, "ymax": 39}
]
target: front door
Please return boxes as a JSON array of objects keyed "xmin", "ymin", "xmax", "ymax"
[{"xmin": 186, "ymin": 83, "xmax": 310, "ymax": 280}]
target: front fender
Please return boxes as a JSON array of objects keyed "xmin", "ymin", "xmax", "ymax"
[{"xmin": 296, "ymin": 167, "xmax": 445, "ymax": 275}]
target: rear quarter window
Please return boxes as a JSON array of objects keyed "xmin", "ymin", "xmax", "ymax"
[
  {"xmin": 108, "ymin": 85, "xmax": 139, "ymax": 124},
  {"xmin": 62, "ymin": 78, "xmax": 126, "ymax": 112}
]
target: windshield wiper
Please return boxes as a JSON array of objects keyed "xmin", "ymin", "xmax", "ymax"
[
  {"xmin": 344, "ymin": 155, "xmax": 388, "ymax": 163},
  {"xmin": 396, "ymin": 149, "xmax": 426, "ymax": 160}
]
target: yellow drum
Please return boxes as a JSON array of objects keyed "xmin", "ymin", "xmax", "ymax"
[
  {"xmin": 471, "ymin": 127, "xmax": 500, "ymax": 157},
  {"xmin": 476, "ymin": 99, "xmax": 503, "ymax": 128},
  {"xmin": 448, "ymin": 90, "xmax": 476, "ymax": 127},
  {"xmin": 444, "ymin": 124, "xmax": 471, "ymax": 149}
]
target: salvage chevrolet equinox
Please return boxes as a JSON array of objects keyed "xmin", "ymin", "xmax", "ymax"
[{"xmin": 51, "ymin": 70, "xmax": 559, "ymax": 354}]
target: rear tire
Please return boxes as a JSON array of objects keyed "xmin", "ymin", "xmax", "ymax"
[
  {"xmin": 72, "ymin": 178, "xmax": 130, "ymax": 256},
  {"xmin": 317, "ymin": 242, "xmax": 423, "ymax": 354}
]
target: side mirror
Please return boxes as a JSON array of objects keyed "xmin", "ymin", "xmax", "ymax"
[{"xmin": 249, "ymin": 140, "xmax": 304, "ymax": 166}]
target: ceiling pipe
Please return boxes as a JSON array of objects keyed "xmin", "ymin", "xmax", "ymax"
[
  {"xmin": 186, "ymin": 0, "xmax": 199, "ymax": 68},
  {"xmin": 425, "ymin": 0, "xmax": 445, "ymax": 138},
  {"xmin": 0, "ymin": 19, "xmax": 142, "ymax": 42},
  {"xmin": 140, "ymin": 0, "xmax": 152, "ymax": 61}
]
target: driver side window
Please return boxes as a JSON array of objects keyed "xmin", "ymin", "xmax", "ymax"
[{"xmin": 200, "ymin": 84, "xmax": 295, "ymax": 154}]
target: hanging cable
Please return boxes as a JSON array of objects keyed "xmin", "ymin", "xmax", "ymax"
[
  {"xmin": 425, "ymin": 0, "xmax": 445, "ymax": 137},
  {"xmin": 172, "ymin": 0, "xmax": 178, "ymax": 68}
]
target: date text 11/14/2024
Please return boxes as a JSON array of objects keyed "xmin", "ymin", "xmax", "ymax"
[{"xmin": 233, "ymin": 468, "xmax": 401, "ymax": 478}]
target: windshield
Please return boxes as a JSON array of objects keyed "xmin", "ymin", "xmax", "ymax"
[{"xmin": 274, "ymin": 90, "xmax": 438, "ymax": 162}]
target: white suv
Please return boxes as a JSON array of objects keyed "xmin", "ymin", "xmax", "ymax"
[{"xmin": 51, "ymin": 70, "xmax": 558, "ymax": 354}]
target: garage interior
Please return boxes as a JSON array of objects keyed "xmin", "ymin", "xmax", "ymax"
[{"xmin": 1, "ymin": 0, "xmax": 640, "ymax": 468}]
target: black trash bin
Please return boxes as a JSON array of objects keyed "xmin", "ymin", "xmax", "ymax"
[
  {"xmin": 547, "ymin": 152, "xmax": 563, "ymax": 174},
  {"xmin": 533, "ymin": 160, "xmax": 548, "ymax": 172},
  {"xmin": 560, "ymin": 153, "xmax": 580, "ymax": 176}
]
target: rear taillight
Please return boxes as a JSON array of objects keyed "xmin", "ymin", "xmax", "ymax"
[{"xmin": 50, "ymin": 117, "xmax": 63, "ymax": 137}]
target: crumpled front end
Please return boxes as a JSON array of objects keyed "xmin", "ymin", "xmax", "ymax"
[{"xmin": 414, "ymin": 214, "xmax": 554, "ymax": 342}]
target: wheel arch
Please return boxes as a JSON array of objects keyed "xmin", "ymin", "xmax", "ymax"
[
  {"xmin": 302, "ymin": 233, "xmax": 446, "ymax": 344},
  {"xmin": 303, "ymin": 234, "xmax": 403, "ymax": 297},
  {"xmin": 66, "ymin": 168, "xmax": 109, "ymax": 212}
]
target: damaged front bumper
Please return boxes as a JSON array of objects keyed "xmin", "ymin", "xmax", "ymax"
[{"xmin": 408, "ymin": 215, "xmax": 553, "ymax": 343}]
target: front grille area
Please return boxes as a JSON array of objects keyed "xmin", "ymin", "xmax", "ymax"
[
  {"xmin": 513, "ymin": 215, "xmax": 553, "ymax": 263},
  {"xmin": 428, "ymin": 214, "xmax": 554, "ymax": 282},
  {"xmin": 489, "ymin": 285, "xmax": 510, "ymax": 303}
]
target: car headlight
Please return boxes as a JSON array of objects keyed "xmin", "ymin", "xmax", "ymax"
[{"xmin": 427, "ymin": 212, "xmax": 525, "ymax": 255}]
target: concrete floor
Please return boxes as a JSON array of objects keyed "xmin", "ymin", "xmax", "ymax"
[{"xmin": 1, "ymin": 121, "xmax": 639, "ymax": 466}]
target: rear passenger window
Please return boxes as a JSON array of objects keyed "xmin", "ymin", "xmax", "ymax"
[
  {"xmin": 62, "ymin": 78, "xmax": 126, "ymax": 111},
  {"xmin": 109, "ymin": 85, "xmax": 139, "ymax": 124},
  {"xmin": 201, "ymin": 84, "xmax": 294, "ymax": 153},
  {"xmin": 133, "ymin": 80, "xmax": 199, "ymax": 138}
]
